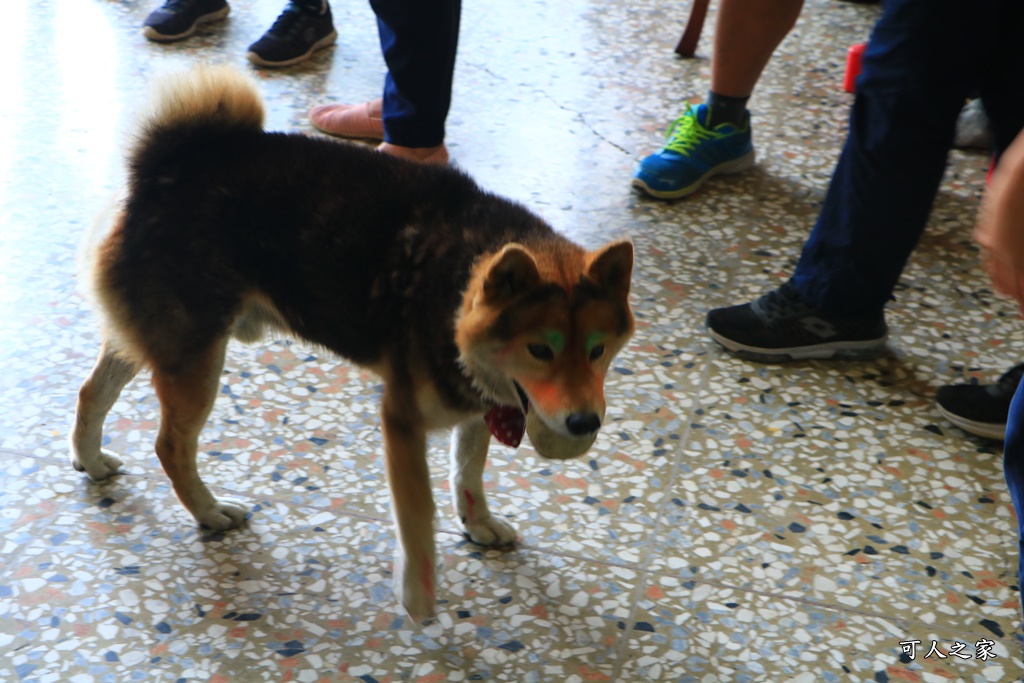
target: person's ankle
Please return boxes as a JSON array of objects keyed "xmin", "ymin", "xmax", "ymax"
[
  {"xmin": 377, "ymin": 142, "xmax": 449, "ymax": 165},
  {"xmin": 706, "ymin": 91, "xmax": 750, "ymax": 128}
]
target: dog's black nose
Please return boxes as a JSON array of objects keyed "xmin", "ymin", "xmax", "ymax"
[{"xmin": 565, "ymin": 412, "xmax": 601, "ymax": 436}]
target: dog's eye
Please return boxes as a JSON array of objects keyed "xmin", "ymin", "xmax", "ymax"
[
  {"xmin": 589, "ymin": 344, "xmax": 605, "ymax": 361},
  {"xmin": 527, "ymin": 344, "xmax": 555, "ymax": 361}
]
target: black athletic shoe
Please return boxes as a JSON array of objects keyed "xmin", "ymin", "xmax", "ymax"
[
  {"xmin": 247, "ymin": 1, "xmax": 337, "ymax": 68},
  {"xmin": 142, "ymin": 0, "xmax": 230, "ymax": 42},
  {"xmin": 935, "ymin": 363, "xmax": 1024, "ymax": 440},
  {"xmin": 705, "ymin": 281, "xmax": 888, "ymax": 362}
]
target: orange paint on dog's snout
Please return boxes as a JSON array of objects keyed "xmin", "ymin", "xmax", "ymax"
[{"xmin": 518, "ymin": 378, "xmax": 563, "ymax": 413}]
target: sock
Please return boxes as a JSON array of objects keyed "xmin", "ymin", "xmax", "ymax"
[{"xmin": 706, "ymin": 91, "xmax": 749, "ymax": 128}]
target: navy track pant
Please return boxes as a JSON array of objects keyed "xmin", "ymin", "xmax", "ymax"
[
  {"xmin": 371, "ymin": 0, "xmax": 461, "ymax": 147},
  {"xmin": 789, "ymin": 0, "xmax": 1024, "ymax": 317}
]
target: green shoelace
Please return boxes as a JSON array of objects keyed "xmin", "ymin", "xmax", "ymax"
[{"xmin": 663, "ymin": 106, "xmax": 718, "ymax": 156}]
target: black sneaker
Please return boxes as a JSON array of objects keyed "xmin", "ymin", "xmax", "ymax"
[
  {"xmin": 705, "ymin": 281, "xmax": 888, "ymax": 362},
  {"xmin": 142, "ymin": 0, "xmax": 230, "ymax": 42},
  {"xmin": 935, "ymin": 363, "xmax": 1024, "ymax": 440},
  {"xmin": 247, "ymin": 1, "xmax": 337, "ymax": 68}
]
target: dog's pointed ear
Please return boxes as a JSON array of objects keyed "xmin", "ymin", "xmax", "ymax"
[
  {"xmin": 483, "ymin": 244, "xmax": 541, "ymax": 301},
  {"xmin": 587, "ymin": 240, "xmax": 633, "ymax": 300}
]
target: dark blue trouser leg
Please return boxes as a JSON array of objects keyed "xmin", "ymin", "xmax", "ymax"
[
  {"xmin": 978, "ymin": 2, "xmax": 1024, "ymax": 161},
  {"xmin": 292, "ymin": 0, "xmax": 328, "ymax": 12},
  {"xmin": 1004, "ymin": 380, "xmax": 1024, "ymax": 613},
  {"xmin": 370, "ymin": 0, "xmax": 461, "ymax": 148},
  {"xmin": 789, "ymin": 0, "xmax": 1018, "ymax": 317}
]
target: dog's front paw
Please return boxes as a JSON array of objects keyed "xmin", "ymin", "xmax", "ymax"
[
  {"xmin": 464, "ymin": 515, "xmax": 517, "ymax": 548},
  {"xmin": 196, "ymin": 498, "xmax": 250, "ymax": 531},
  {"xmin": 71, "ymin": 449, "xmax": 124, "ymax": 482},
  {"xmin": 393, "ymin": 551, "xmax": 436, "ymax": 625}
]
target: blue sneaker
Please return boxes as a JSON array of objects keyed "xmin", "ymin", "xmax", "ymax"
[{"xmin": 632, "ymin": 104, "xmax": 755, "ymax": 199}]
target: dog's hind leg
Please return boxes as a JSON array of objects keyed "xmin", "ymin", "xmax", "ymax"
[
  {"xmin": 381, "ymin": 387, "xmax": 437, "ymax": 623},
  {"xmin": 151, "ymin": 338, "xmax": 248, "ymax": 531},
  {"xmin": 450, "ymin": 417, "xmax": 517, "ymax": 548},
  {"xmin": 70, "ymin": 339, "xmax": 141, "ymax": 480}
]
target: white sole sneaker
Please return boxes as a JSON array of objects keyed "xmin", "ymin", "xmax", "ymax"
[
  {"xmin": 142, "ymin": 5, "xmax": 230, "ymax": 43},
  {"xmin": 707, "ymin": 327, "xmax": 889, "ymax": 362},
  {"xmin": 935, "ymin": 404, "xmax": 1006, "ymax": 440},
  {"xmin": 632, "ymin": 149, "xmax": 756, "ymax": 200},
  {"xmin": 246, "ymin": 30, "xmax": 338, "ymax": 68}
]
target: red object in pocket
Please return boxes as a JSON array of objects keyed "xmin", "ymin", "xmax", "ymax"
[{"xmin": 844, "ymin": 43, "xmax": 866, "ymax": 93}]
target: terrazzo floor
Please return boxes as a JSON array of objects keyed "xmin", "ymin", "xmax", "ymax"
[{"xmin": 1, "ymin": 0, "xmax": 1022, "ymax": 681}]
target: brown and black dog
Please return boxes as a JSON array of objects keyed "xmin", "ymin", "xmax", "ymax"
[{"xmin": 70, "ymin": 66, "xmax": 634, "ymax": 621}]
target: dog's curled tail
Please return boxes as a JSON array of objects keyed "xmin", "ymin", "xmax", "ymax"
[{"xmin": 135, "ymin": 64, "xmax": 265, "ymax": 140}]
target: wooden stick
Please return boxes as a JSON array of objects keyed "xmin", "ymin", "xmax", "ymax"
[{"xmin": 675, "ymin": 0, "xmax": 711, "ymax": 58}]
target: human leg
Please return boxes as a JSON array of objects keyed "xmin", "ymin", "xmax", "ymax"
[
  {"xmin": 370, "ymin": 0, "xmax": 460, "ymax": 153},
  {"xmin": 707, "ymin": 0, "xmax": 1004, "ymax": 360},
  {"xmin": 1003, "ymin": 378, "xmax": 1024, "ymax": 611},
  {"xmin": 788, "ymin": 0, "xmax": 997, "ymax": 317},
  {"xmin": 310, "ymin": 0, "xmax": 457, "ymax": 163},
  {"xmin": 706, "ymin": 0, "xmax": 804, "ymax": 126},
  {"xmin": 709, "ymin": 0, "xmax": 803, "ymax": 100},
  {"xmin": 976, "ymin": 0, "xmax": 1024, "ymax": 161},
  {"xmin": 632, "ymin": 0, "xmax": 802, "ymax": 198}
]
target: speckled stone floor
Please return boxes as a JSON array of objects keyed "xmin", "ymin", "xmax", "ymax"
[{"xmin": 1, "ymin": 0, "xmax": 1022, "ymax": 681}]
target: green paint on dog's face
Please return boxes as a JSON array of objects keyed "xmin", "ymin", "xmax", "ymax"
[
  {"xmin": 543, "ymin": 330, "xmax": 565, "ymax": 355},
  {"xmin": 585, "ymin": 332, "xmax": 604, "ymax": 354}
]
